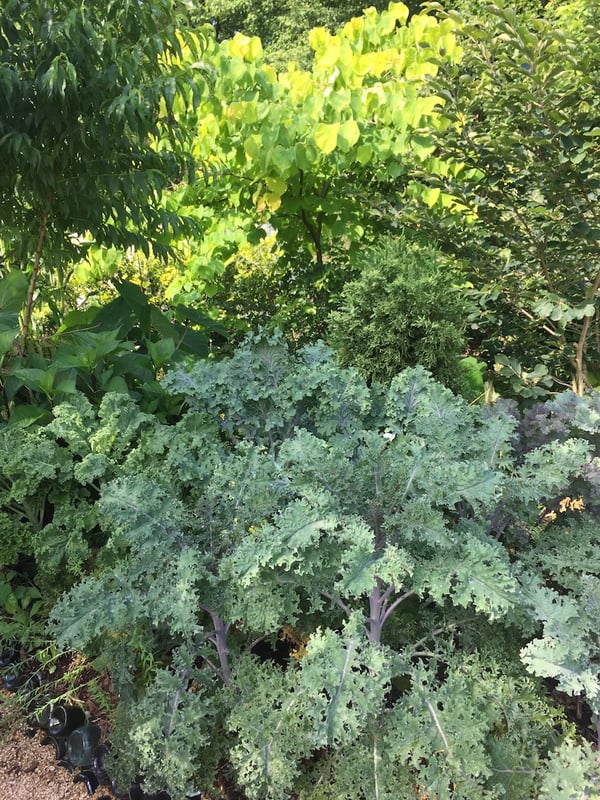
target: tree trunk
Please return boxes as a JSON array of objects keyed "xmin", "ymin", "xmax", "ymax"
[{"xmin": 20, "ymin": 212, "xmax": 48, "ymax": 350}]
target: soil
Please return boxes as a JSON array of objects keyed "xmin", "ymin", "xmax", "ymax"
[{"xmin": 0, "ymin": 722, "xmax": 118, "ymax": 800}]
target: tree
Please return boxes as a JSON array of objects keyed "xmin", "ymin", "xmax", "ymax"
[
  {"xmin": 0, "ymin": 0, "xmax": 206, "ymax": 347},
  {"xmin": 165, "ymin": 3, "xmax": 462, "ymax": 344},
  {"xmin": 405, "ymin": 2, "xmax": 600, "ymax": 396}
]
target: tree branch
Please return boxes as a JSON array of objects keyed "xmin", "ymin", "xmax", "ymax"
[
  {"xmin": 573, "ymin": 265, "xmax": 600, "ymax": 395},
  {"xmin": 321, "ymin": 590, "xmax": 352, "ymax": 617}
]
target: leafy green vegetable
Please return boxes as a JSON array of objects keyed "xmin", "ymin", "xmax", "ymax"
[{"xmin": 23, "ymin": 334, "xmax": 597, "ymax": 798}]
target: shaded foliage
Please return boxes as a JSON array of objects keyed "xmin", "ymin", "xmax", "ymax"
[
  {"xmin": 406, "ymin": 1, "xmax": 600, "ymax": 395},
  {"xmin": 0, "ymin": 0, "xmax": 206, "ymax": 344}
]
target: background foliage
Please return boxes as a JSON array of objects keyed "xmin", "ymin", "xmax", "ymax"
[
  {"xmin": 1, "ymin": 2, "xmax": 600, "ymax": 799},
  {"xmin": 0, "ymin": 0, "xmax": 208, "ymax": 344},
  {"xmin": 203, "ymin": 0, "xmax": 394, "ymax": 70},
  {"xmin": 406, "ymin": 0, "xmax": 600, "ymax": 396}
]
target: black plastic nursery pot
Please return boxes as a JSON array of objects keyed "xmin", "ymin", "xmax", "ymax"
[
  {"xmin": 68, "ymin": 723, "xmax": 102, "ymax": 767},
  {"xmin": 1, "ymin": 647, "xmax": 28, "ymax": 691},
  {"xmin": 2, "ymin": 666, "xmax": 178, "ymax": 800},
  {"xmin": 48, "ymin": 704, "xmax": 87, "ymax": 737},
  {"xmin": 0, "ymin": 647, "xmax": 18, "ymax": 668}
]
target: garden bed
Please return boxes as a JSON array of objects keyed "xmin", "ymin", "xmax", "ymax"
[{"xmin": 0, "ymin": 722, "xmax": 118, "ymax": 800}]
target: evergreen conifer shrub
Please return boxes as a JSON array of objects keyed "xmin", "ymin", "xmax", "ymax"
[{"xmin": 327, "ymin": 236, "xmax": 468, "ymax": 391}]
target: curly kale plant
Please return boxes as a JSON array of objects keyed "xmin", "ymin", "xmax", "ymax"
[
  {"xmin": 0, "ymin": 392, "xmax": 160, "ymax": 592},
  {"xmin": 39, "ymin": 333, "xmax": 600, "ymax": 799}
]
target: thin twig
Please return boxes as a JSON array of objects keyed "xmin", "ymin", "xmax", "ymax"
[
  {"xmin": 321, "ymin": 590, "xmax": 352, "ymax": 617},
  {"xmin": 167, "ymin": 669, "xmax": 188, "ymax": 737}
]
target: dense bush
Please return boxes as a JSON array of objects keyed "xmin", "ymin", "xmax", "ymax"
[
  {"xmin": 0, "ymin": 333, "xmax": 590, "ymax": 799},
  {"xmin": 327, "ymin": 237, "xmax": 469, "ymax": 392},
  {"xmin": 0, "ymin": 393, "xmax": 162, "ymax": 593}
]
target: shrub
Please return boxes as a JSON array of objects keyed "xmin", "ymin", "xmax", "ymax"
[{"xmin": 327, "ymin": 236, "xmax": 468, "ymax": 391}]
